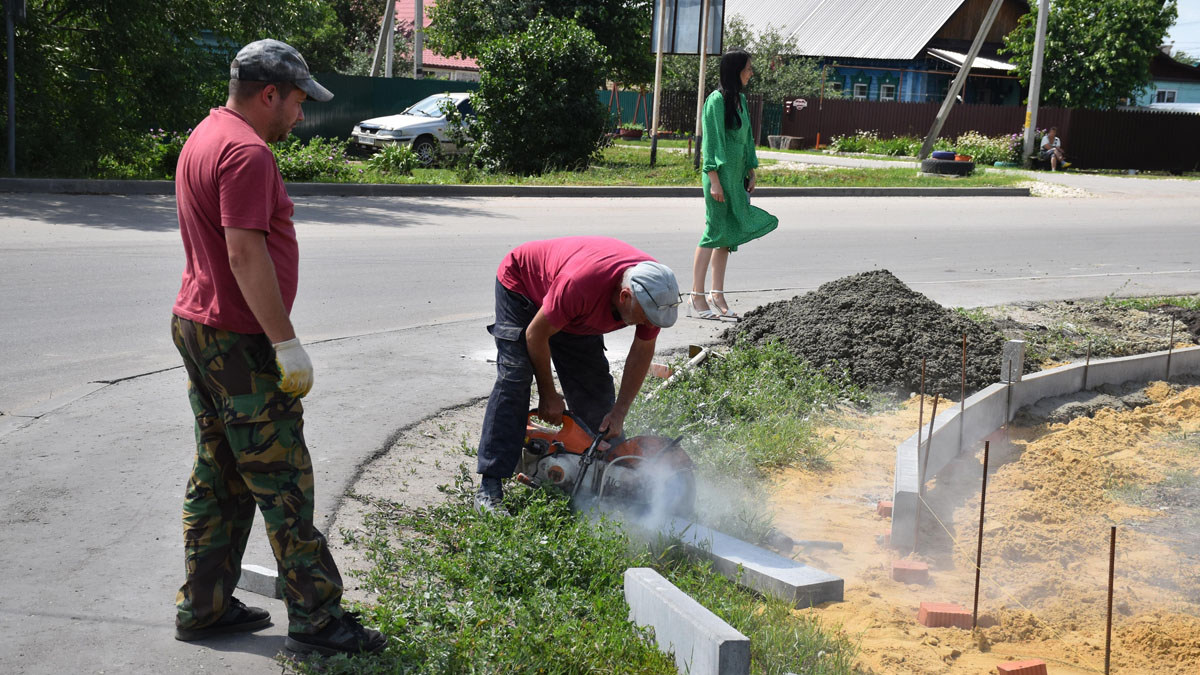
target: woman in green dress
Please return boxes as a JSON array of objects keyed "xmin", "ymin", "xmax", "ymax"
[{"xmin": 690, "ymin": 49, "xmax": 778, "ymax": 320}]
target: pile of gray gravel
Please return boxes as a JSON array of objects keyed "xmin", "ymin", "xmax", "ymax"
[{"xmin": 728, "ymin": 270, "xmax": 1005, "ymax": 398}]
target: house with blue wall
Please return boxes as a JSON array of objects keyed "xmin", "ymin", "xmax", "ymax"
[
  {"xmin": 1135, "ymin": 50, "xmax": 1200, "ymax": 111},
  {"xmin": 727, "ymin": 0, "xmax": 1027, "ymax": 104}
]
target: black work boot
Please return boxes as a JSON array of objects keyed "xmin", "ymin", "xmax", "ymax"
[
  {"xmin": 174, "ymin": 596, "xmax": 272, "ymax": 641},
  {"xmin": 284, "ymin": 611, "xmax": 387, "ymax": 655},
  {"xmin": 474, "ymin": 475, "xmax": 505, "ymax": 514}
]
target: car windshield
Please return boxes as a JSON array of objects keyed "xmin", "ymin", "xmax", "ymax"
[{"xmin": 404, "ymin": 95, "xmax": 456, "ymax": 117}]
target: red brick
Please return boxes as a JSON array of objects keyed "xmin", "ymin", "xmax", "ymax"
[
  {"xmin": 918, "ymin": 601, "xmax": 972, "ymax": 629},
  {"xmin": 996, "ymin": 659, "xmax": 1047, "ymax": 675},
  {"xmin": 891, "ymin": 559, "xmax": 929, "ymax": 584},
  {"xmin": 648, "ymin": 362, "xmax": 672, "ymax": 379},
  {"xmin": 876, "ymin": 500, "xmax": 893, "ymax": 517}
]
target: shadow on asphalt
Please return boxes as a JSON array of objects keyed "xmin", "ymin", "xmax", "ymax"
[
  {"xmin": 195, "ymin": 630, "xmax": 292, "ymax": 660},
  {"xmin": 0, "ymin": 194, "xmax": 512, "ymax": 232}
]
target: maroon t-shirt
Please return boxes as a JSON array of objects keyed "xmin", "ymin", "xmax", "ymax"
[
  {"xmin": 172, "ymin": 107, "xmax": 298, "ymax": 334},
  {"xmin": 497, "ymin": 236, "xmax": 660, "ymax": 341}
]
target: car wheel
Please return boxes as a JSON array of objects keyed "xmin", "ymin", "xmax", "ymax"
[
  {"xmin": 921, "ymin": 158, "xmax": 975, "ymax": 176},
  {"xmin": 412, "ymin": 136, "xmax": 438, "ymax": 166}
]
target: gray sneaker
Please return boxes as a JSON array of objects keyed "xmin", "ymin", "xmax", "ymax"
[{"xmin": 474, "ymin": 476, "xmax": 505, "ymax": 513}]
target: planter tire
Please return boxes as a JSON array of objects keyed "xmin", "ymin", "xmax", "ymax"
[
  {"xmin": 930, "ymin": 150, "xmax": 957, "ymax": 160},
  {"xmin": 921, "ymin": 158, "xmax": 975, "ymax": 176}
]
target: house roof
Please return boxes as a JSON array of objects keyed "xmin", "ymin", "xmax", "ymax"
[
  {"xmin": 927, "ymin": 47, "xmax": 1015, "ymax": 71},
  {"xmin": 394, "ymin": 0, "xmax": 478, "ymax": 71},
  {"xmin": 725, "ymin": 0, "xmax": 976, "ymax": 60},
  {"xmin": 1150, "ymin": 51, "xmax": 1200, "ymax": 83}
]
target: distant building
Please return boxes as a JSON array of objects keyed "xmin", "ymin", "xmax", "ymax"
[
  {"xmin": 1134, "ymin": 49, "xmax": 1200, "ymax": 112},
  {"xmin": 395, "ymin": 0, "xmax": 479, "ymax": 82},
  {"xmin": 725, "ymin": 0, "xmax": 1027, "ymax": 104}
]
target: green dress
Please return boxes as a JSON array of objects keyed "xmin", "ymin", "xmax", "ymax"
[{"xmin": 700, "ymin": 90, "xmax": 778, "ymax": 251}]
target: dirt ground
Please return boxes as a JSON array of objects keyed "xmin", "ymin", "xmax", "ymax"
[
  {"xmin": 329, "ymin": 295, "xmax": 1200, "ymax": 671},
  {"xmin": 776, "ymin": 382, "xmax": 1200, "ymax": 674}
]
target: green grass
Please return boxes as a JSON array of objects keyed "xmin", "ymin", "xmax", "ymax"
[
  {"xmin": 285, "ymin": 471, "xmax": 857, "ymax": 674},
  {"xmin": 339, "ymin": 145, "xmax": 1026, "ymax": 188},
  {"xmin": 953, "ymin": 306, "xmax": 992, "ymax": 324},
  {"xmin": 1102, "ymin": 295, "xmax": 1200, "ymax": 312},
  {"xmin": 629, "ymin": 341, "xmax": 866, "ymax": 475}
]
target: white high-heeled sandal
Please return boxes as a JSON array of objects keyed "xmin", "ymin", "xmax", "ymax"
[
  {"xmin": 686, "ymin": 292, "xmax": 721, "ymax": 320},
  {"xmin": 708, "ymin": 290, "xmax": 740, "ymax": 320}
]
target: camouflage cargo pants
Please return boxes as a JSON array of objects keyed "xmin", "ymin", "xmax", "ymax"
[{"xmin": 171, "ymin": 315, "xmax": 343, "ymax": 634}]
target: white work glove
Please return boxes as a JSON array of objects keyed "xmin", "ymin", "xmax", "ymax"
[{"xmin": 272, "ymin": 337, "xmax": 313, "ymax": 398}]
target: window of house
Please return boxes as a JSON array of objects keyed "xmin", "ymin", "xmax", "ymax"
[
  {"xmin": 830, "ymin": 82, "xmax": 843, "ymax": 94},
  {"xmin": 880, "ymin": 84, "xmax": 896, "ymax": 101},
  {"xmin": 853, "ymin": 82, "xmax": 869, "ymax": 100},
  {"xmin": 1156, "ymin": 89, "xmax": 1177, "ymax": 103}
]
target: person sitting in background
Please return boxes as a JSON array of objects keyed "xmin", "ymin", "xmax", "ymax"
[{"xmin": 1040, "ymin": 127, "xmax": 1070, "ymax": 171}]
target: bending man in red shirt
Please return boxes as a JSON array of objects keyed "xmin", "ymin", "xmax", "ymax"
[
  {"xmin": 476, "ymin": 236, "xmax": 681, "ymax": 512},
  {"xmin": 170, "ymin": 39, "xmax": 384, "ymax": 655}
]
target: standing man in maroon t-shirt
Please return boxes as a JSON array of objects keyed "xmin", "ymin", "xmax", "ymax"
[
  {"xmin": 475, "ymin": 236, "xmax": 681, "ymax": 512},
  {"xmin": 170, "ymin": 39, "xmax": 383, "ymax": 656}
]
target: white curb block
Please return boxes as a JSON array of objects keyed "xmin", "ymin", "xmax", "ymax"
[{"xmin": 625, "ymin": 568, "xmax": 750, "ymax": 675}]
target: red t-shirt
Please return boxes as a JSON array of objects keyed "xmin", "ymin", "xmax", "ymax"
[
  {"xmin": 172, "ymin": 107, "xmax": 298, "ymax": 334},
  {"xmin": 497, "ymin": 236, "xmax": 660, "ymax": 341}
]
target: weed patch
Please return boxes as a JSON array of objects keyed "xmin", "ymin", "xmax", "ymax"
[
  {"xmin": 630, "ymin": 341, "xmax": 866, "ymax": 476},
  {"xmin": 287, "ymin": 469, "xmax": 856, "ymax": 674}
]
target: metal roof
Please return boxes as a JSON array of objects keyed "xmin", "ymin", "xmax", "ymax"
[
  {"xmin": 725, "ymin": 0, "xmax": 969, "ymax": 60},
  {"xmin": 927, "ymin": 47, "xmax": 1015, "ymax": 71}
]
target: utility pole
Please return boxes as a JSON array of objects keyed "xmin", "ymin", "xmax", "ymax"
[
  {"xmin": 918, "ymin": 0, "xmax": 1005, "ymax": 159},
  {"xmin": 413, "ymin": 0, "xmax": 423, "ymax": 79},
  {"xmin": 652, "ymin": 0, "xmax": 672, "ymax": 166},
  {"xmin": 692, "ymin": 0, "xmax": 711, "ymax": 168},
  {"xmin": 649, "ymin": 0, "xmax": 668, "ymax": 167},
  {"xmin": 370, "ymin": 0, "xmax": 395, "ymax": 77},
  {"xmin": 5, "ymin": 0, "xmax": 22, "ymax": 175},
  {"xmin": 1022, "ymin": 0, "xmax": 1050, "ymax": 167}
]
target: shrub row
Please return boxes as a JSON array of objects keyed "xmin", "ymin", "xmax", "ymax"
[{"xmin": 828, "ymin": 129, "xmax": 1044, "ymax": 165}]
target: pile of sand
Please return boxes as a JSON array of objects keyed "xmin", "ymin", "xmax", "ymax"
[{"xmin": 729, "ymin": 270, "xmax": 1005, "ymax": 397}]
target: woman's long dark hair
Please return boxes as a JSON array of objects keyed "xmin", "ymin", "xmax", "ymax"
[{"xmin": 718, "ymin": 49, "xmax": 751, "ymax": 130}]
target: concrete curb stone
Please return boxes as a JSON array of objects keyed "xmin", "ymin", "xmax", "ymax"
[{"xmin": 624, "ymin": 567, "xmax": 750, "ymax": 675}]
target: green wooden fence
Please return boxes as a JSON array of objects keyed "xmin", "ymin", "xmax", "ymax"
[{"xmin": 293, "ymin": 74, "xmax": 663, "ymax": 140}]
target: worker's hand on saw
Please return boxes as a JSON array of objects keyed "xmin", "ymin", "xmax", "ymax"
[
  {"xmin": 599, "ymin": 410, "xmax": 625, "ymax": 439},
  {"xmin": 272, "ymin": 337, "xmax": 313, "ymax": 398},
  {"xmin": 536, "ymin": 391, "xmax": 565, "ymax": 426}
]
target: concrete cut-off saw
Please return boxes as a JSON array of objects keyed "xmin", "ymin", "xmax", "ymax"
[{"xmin": 515, "ymin": 410, "xmax": 696, "ymax": 517}]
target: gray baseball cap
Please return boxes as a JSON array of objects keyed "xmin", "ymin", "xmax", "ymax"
[
  {"xmin": 628, "ymin": 261, "xmax": 680, "ymax": 328},
  {"xmin": 231, "ymin": 39, "xmax": 333, "ymax": 102}
]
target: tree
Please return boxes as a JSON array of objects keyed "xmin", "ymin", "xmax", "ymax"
[
  {"xmin": 425, "ymin": 0, "xmax": 654, "ymax": 84},
  {"xmin": 472, "ymin": 15, "xmax": 609, "ymax": 174},
  {"xmin": 1, "ymin": 0, "xmax": 345, "ymax": 175},
  {"xmin": 1172, "ymin": 50, "xmax": 1199, "ymax": 67},
  {"xmin": 1001, "ymin": 0, "xmax": 1178, "ymax": 109},
  {"xmin": 660, "ymin": 15, "xmax": 826, "ymax": 102}
]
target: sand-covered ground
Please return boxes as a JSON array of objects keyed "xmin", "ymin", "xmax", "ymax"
[{"xmin": 775, "ymin": 383, "xmax": 1200, "ymax": 674}]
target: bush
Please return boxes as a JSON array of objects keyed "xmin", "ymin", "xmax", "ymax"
[
  {"xmin": 271, "ymin": 136, "xmax": 352, "ymax": 182},
  {"xmin": 953, "ymin": 130, "xmax": 1014, "ymax": 165},
  {"xmin": 828, "ymin": 130, "xmax": 877, "ymax": 153},
  {"xmin": 96, "ymin": 129, "xmax": 191, "ymax": 180},
  {"xmin": 473, "ymin": 15, "xmax": 610, "ymax": 174},
  {"xmin": 620, "ymin": 121, "xmax": 645, "ymax": 131},
  {"xmin": 366, "ymin": 143, "xmax": 419, "ymax": 176}
]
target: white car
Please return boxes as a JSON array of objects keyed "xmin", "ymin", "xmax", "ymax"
[{"xmin": 351, "ymin": 92, "xmax": 475, "ymax": 164}]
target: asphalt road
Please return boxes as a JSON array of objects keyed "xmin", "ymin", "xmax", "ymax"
[{"xmin": 2, "ymin": 177, "xmax": 1200, "ymax": 673}]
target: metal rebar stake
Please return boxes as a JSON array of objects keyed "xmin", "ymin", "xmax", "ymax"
[
  {"xmin": 1105, "ymin": 525, "xmax": 1117, "ymax": 675},
  {"xmin": 972, "ymin": 440, "xmax": 991, "ymax": 629}
]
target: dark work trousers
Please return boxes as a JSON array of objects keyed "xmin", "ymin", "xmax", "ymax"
[{"xmin": 477, "ymin": 279, "xmax": 616, "ymax": 478}]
